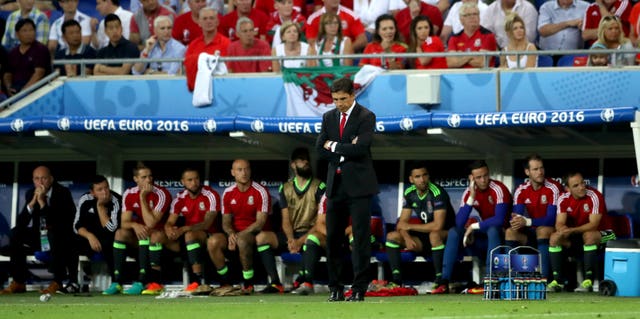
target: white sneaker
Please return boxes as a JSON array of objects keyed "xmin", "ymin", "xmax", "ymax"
[{"xmin": 291, "ymin": 283, "xmax": 313, "ymax": 295}]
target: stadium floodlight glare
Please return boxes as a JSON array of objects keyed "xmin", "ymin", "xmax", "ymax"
[
  {"xmin": 426, "ymin": 128, "xmax": 443, "ymax": 135},
  {"xmin": 229, "ymin": 131, "xmax": 246, "ymax": 138},
  {"xmin": 34, "ymin": 130, "xmax": 52, "ymax": 137}
]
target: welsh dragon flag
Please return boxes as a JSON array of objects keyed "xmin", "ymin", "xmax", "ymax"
[{"xmin": 283, "ymin": 65, "xmax": 385, "ymax": 117}]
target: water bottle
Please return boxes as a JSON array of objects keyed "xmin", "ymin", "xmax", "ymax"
[{"xmin": 39, "ymin": 216, "xmax": 50, "ymax": 252}]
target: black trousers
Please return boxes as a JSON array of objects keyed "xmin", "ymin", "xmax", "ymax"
[
  {"xmin": 9, "ymin": 226, "xmax": 78, "ymax": 284},
  {"xmin": 326, "ymin": 174, "xmax": 372, "ymax": 293}
]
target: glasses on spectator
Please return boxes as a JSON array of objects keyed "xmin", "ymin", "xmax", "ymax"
[
  {"xmin": 324, "ymin": 21, "xmax": 340, "ymax": 25},
  {"xmin": 602, "ymin": 15, "xmax": 620, "ymax": 22},
  {"xmin": 462, "ymin": 12, "xmax": 480, "ymax": 17}
]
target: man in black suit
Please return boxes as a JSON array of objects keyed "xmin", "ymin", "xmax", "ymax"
[
  {"xmin": 0, "ymin": 166, "xmax": 77, "ymax": 295},
  {"xmin": 316, "ymin": 77, "xmax": 379, "ymax": 302}
]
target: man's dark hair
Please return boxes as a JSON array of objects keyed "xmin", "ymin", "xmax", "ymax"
[
  {"xmin": 407, "ymin": 161, "xmax": 428, "ymax": 175},
  {"xmin": 61, "ymin": 19, "xmax": 81, "ymax": 35},
  {"xmin": 563, "ymin": 171, "xmax": 582, "ymax": 187},
  {"xmin": 182, "ymin": 167, "xmax": 200, "ymax": 178},
  {"xmin": 104, "ymin": 13, "xmax": 121, "ymax": 27},
  {"xmin": 90, "ymin": 175, "xmax": 108, "ymax": 189},
  {"xmin": 133, "ymin": 161, "xmax": 150, "ymax": 176},
  {"xmin": 15, "ymin": 18, "xmax": 36, "ymax": 33},
  {"xmin": 523, "ymin": 153, "xmax": 543, "ymax": 169},
  {"xmin": 291, "ymin": 147, "xmax": 310, "ymax": 161},
  {"xmin": 330, "ymin": 77, "xmax": 354, "ymax": 95},
  {"xmin": 468, "ymin": 160, "xmax": 488, "ymax": 172},
  {"xmin": 110, "ymin": 0, "xmax": 121, "ymax": 5}
]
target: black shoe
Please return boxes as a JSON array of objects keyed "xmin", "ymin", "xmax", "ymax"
[
  {"xmin": 346, "ymin": 291, "xmax": 364, "ymax": 302},
  {"xmin": 57, "ymin": 282, "xmax": 80, "ymax": 295},
  {"xmin": 327, "ymin": 290, "xmax": 345, "ymax": 302}
]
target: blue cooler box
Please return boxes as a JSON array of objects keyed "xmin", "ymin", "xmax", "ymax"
[{"xmin": 605, "ymin": 239, "xmax": 640, "ymax": 297}]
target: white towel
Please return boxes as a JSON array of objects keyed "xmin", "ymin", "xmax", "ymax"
[{"xmin": 192, "ymin": 51, "xmax": 228, "ymax": 107}]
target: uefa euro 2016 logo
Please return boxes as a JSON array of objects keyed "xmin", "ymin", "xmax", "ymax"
[
  {"xmin": 251, "ymin": 120, "xmax": 264, "ymax": 133},
  {"xmin": 10, "ymin": 118, "xmax": 24, "ymax": 132},
  {"xmin": 600, "ymin": 108, "xmax": 614, "ymax": 122},
  {"xmin": 447, "ymin": 114, "xmax": 461, "ymax": 128},
  {"xmin": 57, "ymin": 117, "xmax": 71, "ymax": 131},
  {"xmin": 400, "ymin": 117, "xmax": 413, "ymax": 131},
  {"xmin": 203, "ymin": 119, "xmax": 217, "ymax": 133}
]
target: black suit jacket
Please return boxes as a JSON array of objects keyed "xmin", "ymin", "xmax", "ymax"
[
  {"xmin": 16, "ymin": 182, "xmax": 77, "ymax": 235},
  {"xmin": 316, "ymin": 103, "xmax": 379, "ymax": 198}
]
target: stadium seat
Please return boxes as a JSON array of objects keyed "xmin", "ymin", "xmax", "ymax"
[
  {"xmin": 608, "ymin": 212, "xmax": 634, "ymax": 239},
  {"xmin": 537, "ymin": 55, "xmax": 553, "ymax": 67}
]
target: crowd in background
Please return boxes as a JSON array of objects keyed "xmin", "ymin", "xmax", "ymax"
[{"xmin": 0, "ymin": 0, "xmax": 639, "ymax": 100}]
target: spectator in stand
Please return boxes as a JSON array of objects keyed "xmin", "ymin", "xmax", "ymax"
[
  {"xmin": 587, "ymin": 42, "xmax": 611, "ymax": 66},
  {"xmin": 359, "ymin": 14, "xmax": 407, "ymax": 69},
  {"xmin": 131, "ymin": 0, "xmax": 180, "ymax": 13},
  {"xmin": 389, "ymin": 0, "xmax": 449, "ymax": 15},
  {"xmin": 353, "ymin": 0, "xmax": 390, "ymax": 41},
  {"xmin": 440, "ymin": 0, "xmax": 488, "ymax": 45},
  {"xmin": 272, "ymin": 21, "xmax": 317, "ymax": 72},
  {"xmin": 129, "ymin": 0, "xmax": 177, "ymax": 50},
  {"xmin": 219, "ymin": 0, "xmax": 270, "ymax": 42},
  {"xmin": 133, "ymin": 15, "xmax": 186, "ymax": 75},
  {"xmin": 538, "ymin": 0, "xmax": 589, "ymax": 66},
  {"xmin": 592, "ymin": 15, "xmax": 635, "ymax": 66},
  {"xmin": 92, "ymin": 0, "xmax": 133, "ymax": 49},
  {"xmin": 481, "ymin": 0, "xmax": 538, "ymax": 49},
  {"xmin": 2, "ymin": 0, "xmax": 49, "ymax": 49},
  {"xmin": 172, "ymin": 0, "xmax": 208, "ymax": 45},
  {"xmin": 446, "ymin": 2, "xmax": 497, "ymax": 68},
  {"xmin": 254, "ymin": 0, "xmax": 306, "ymax": 17},
  {"xmin": 47, "ymin": 0, "xmax": 91, "ymax": 55},
  {"xmin": 305, "ymin": 0, "xmax": 367, "ymax": 52},
  {"xmin": 631, "ymin": 1, "xmax": 640, "ymax": 44},
  {"xmin": 94, "ymin": 14, "xmax": 140, "ymax": 75},
  {"xmin": 394, "ymin": 0, "xmax": 442, "ymax": 43},
  {"xmin": 312, "ymin": 0, "xmax": 354, "ymax": 12},
  {"xmin": 0, "ymin": 166, "xmax": 77, "ymax": 295},
  {"xmin": 315, "ymin": 12, "xmax": 353, "ymax": 67},
  {"xmin": 73, "ymin": 175, "xmax": 122, "ymax": 293},
  {"xmin": 3, "ymin": 19, "xmax": 50, "ymax": 96},
  {"xmin": 408, "ymin": 15, "xmax": 446, "ymax": 69},
  {"xmin": 177, "ymin": 0, "xmax": 224, "ymax": 15},
  {"xmin": 500, "ymin": 13, "xmax": 538, "ymax": 68},
  {"xmin": 183, "ymin": 7, "xmax": 230, "ymax": 91},
  {"xmin": 0, "ymin": 0, "xmax": 54, "ymax": 12},
  {"xmin": 582, "ymin": 0, "xmax": 633, "ymax": 47},
  {"xmin": 55, "ymin": 20, "xmax": 97, "ymax": 76},
  {"xmin": 266, "ymin": 0, "xmax": 306, "ymax": 47},
  {"xmin": 226, "ymin": 17, "xmax": 272, "ymax": 73}
]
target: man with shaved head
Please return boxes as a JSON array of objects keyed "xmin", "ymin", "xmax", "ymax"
[{"xmin": 1, "ymin": 166, "xmax": 76, "ymax": 294}]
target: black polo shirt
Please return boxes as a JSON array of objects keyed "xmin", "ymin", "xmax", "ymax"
[{"xmin": 96, "ymin": 37, "xmax": 139, "ymax": 70}]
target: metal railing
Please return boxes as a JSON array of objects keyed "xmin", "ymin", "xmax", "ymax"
[
  {"xmin": 2, "ymin": 48, "xmax": 636, "ymax": 111},
  {"xmin": 51, "ymin": 48, "xmax": 640, "ymax": 77},
  {"xmin": 0, "ymin": 71, "xmax": 60, "ymax": 110}
]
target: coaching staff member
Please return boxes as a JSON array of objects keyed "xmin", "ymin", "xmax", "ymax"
[{"xmin": 316, "ymin": 77, "xmax": 379, "ymax": 302}]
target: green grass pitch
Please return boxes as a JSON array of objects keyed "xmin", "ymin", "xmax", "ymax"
[{"xmin": 2, "ymin": 292, "xmax": 640, "ymax": 319}]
